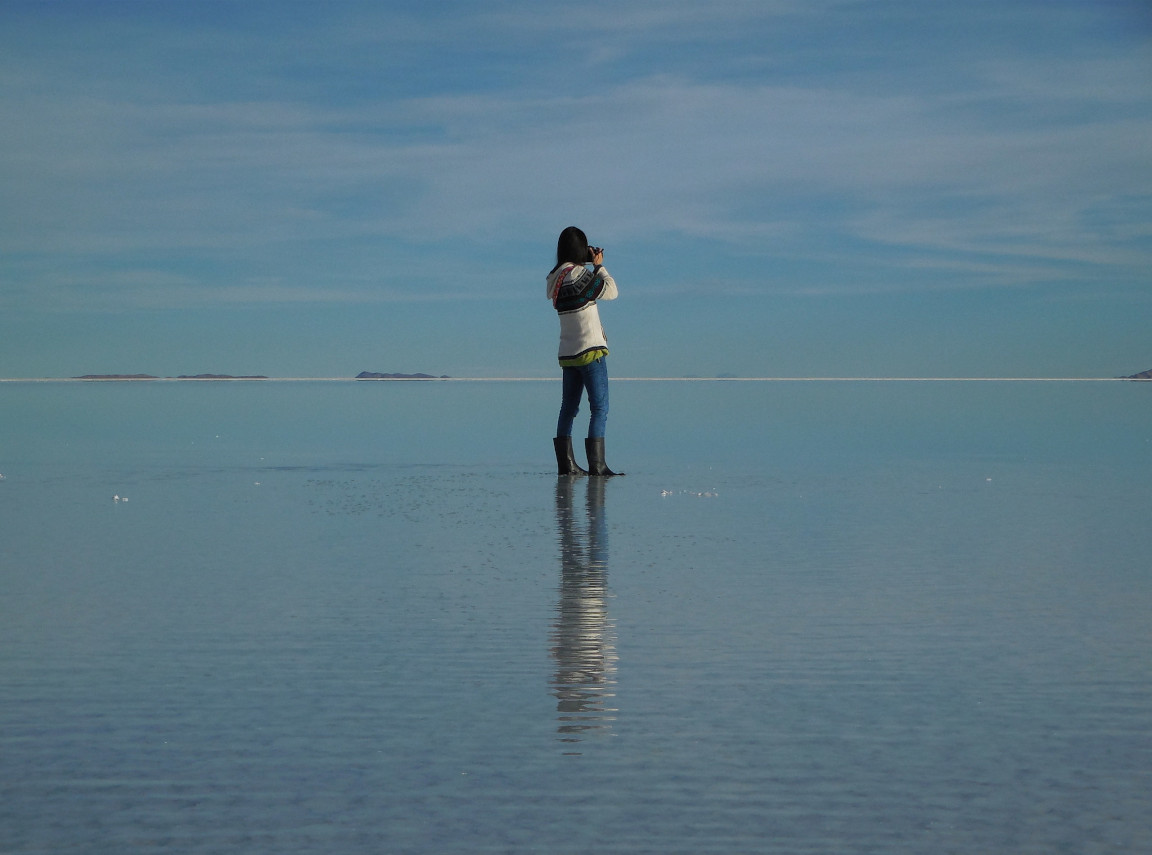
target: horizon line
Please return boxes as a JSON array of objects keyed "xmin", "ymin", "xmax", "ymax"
[{"xmin": 0, "ymin": 376, "xmax": 1142, "ymax": 383}]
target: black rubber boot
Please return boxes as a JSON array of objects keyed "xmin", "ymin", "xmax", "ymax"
[
  {"xmin": 554, "ymin": 436, "xmax": 588, "ymax": 476},
  {"xmin": 584, "ymin": 437, "xmax": 624, "ymax": 477}
]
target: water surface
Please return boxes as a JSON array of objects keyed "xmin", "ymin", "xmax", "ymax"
[{"xmin": 2, "ymin": 380, "xmax": 1150, "ymax": 853}]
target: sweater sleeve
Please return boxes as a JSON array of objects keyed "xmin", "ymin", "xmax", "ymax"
[{"xmin": 593, "ymin": 266, "xmax": 618, "ymax": 301}]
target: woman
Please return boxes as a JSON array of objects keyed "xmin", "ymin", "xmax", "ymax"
[{"xmin": 547, "ymin": 226, "xmax": 623, "ymax": 476}]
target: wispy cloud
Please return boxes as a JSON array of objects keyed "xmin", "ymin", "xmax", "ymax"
[{"xmin": 1, "ymin": 0, "xmax": 1149, "ymax": 314}]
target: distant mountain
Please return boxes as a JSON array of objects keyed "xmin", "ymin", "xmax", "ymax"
[
  {"xmin": 356, "ymin": 371, "xmax": 449, "ymax": 380},
  {"xmin": 1123, "ymin": 369, "xmax": 1152, "ymax": 380},
  {"xmin": 74, "ymin": 374, "xmax": 268, "ymax": 380},
  {"xmin": 74, "ymin": 374, "xmax": 159, "ymax": 380}
]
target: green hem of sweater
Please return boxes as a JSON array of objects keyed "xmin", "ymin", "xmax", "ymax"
[{"xmin": 558, "ymin": 348, "xmax": 608, "ymax": 368}]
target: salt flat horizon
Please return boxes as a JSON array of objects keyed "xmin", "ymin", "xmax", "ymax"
[{"xmin": 0, "ymin": 375, "xmax": 1141, "ymax": 383}]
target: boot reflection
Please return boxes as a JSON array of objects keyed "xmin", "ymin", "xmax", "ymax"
[{"xmin": 550, "ymin": 476, "xmax": 617, "ymax": 748}]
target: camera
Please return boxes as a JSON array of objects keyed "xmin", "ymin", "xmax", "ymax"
[{"xmin": 587, "ymin": 246, "xmax": 603, "ymax": 263}]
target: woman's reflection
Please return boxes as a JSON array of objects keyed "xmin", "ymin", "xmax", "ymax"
[{"xmin": 550, "ymin": 476, "xmax": 618, "ymax": 747}]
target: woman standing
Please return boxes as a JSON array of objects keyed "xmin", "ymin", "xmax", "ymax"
[{"xmin": 547, "ymin": 226, "xmax": 623, "ymax": 477}]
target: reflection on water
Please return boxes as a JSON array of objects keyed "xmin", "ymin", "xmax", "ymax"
[{"xmin": 550, "ymin": 477, "xmax": 618, "ymax": 748}]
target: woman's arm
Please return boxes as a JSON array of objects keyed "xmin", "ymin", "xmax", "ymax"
[{"xmin": 593, "ymin": 266, "xmax": 617, "ymax": 301}]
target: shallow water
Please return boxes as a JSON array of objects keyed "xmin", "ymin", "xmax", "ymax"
[{"xmin": 2, "ymin": 380, "xmax": 1150, "ymax": 853}]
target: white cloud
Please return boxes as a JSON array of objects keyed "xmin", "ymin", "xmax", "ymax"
[{"xmin": 1, "ymin": 0, "xmax": 1149, "ymax": 312}]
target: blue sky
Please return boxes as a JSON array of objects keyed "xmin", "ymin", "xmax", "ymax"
[{"xmin": 1, "ymin": 0, "xmax": 1149, "ymax": 378}]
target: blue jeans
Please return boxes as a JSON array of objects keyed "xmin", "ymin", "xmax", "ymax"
[{"xmin": 557, "ymin": 357, "xmax": 609, "ymax": 439}]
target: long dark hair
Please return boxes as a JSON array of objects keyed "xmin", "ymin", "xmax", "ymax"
[{"xmin": 552, "ymin": 226, "xmax": 590, "ymax": 272}]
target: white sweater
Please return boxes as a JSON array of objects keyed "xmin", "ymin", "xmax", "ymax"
[{"xmin": 546, "ymin": 263, "xmax": 618, "ymax": 365}]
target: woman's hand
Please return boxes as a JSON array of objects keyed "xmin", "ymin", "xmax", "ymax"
[{"xmin": 591, "ymin": 248, "xmax": 604, "ymax": 265}]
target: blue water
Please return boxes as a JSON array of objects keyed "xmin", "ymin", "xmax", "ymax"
[{"xmin": 2, "ymin": 380, "xmax": 1150, "ymax": 853}]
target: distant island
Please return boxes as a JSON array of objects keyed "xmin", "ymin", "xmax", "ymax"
[
  {"xmin": 74, "ymin": 374, "xmax": 268, "ymax": 381},
  {"xmin": 1123, "ymin": 370, "xmax": 1152, "ymax": 380},
  {"xmin": 356, "ymin": 372, "xmax": 449, "ymax": 380},
  {"xmin": 74, "ymin": 374, "xmax": 161, "ymax": 380},
  {"xmin": 70, "ymin": 372, "xmax": 448, "ymax": 381}
]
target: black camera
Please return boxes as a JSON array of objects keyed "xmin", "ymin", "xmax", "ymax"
[{"xmin": 587, "ymin": 246, "xmax": 603, "ymax": 263}]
